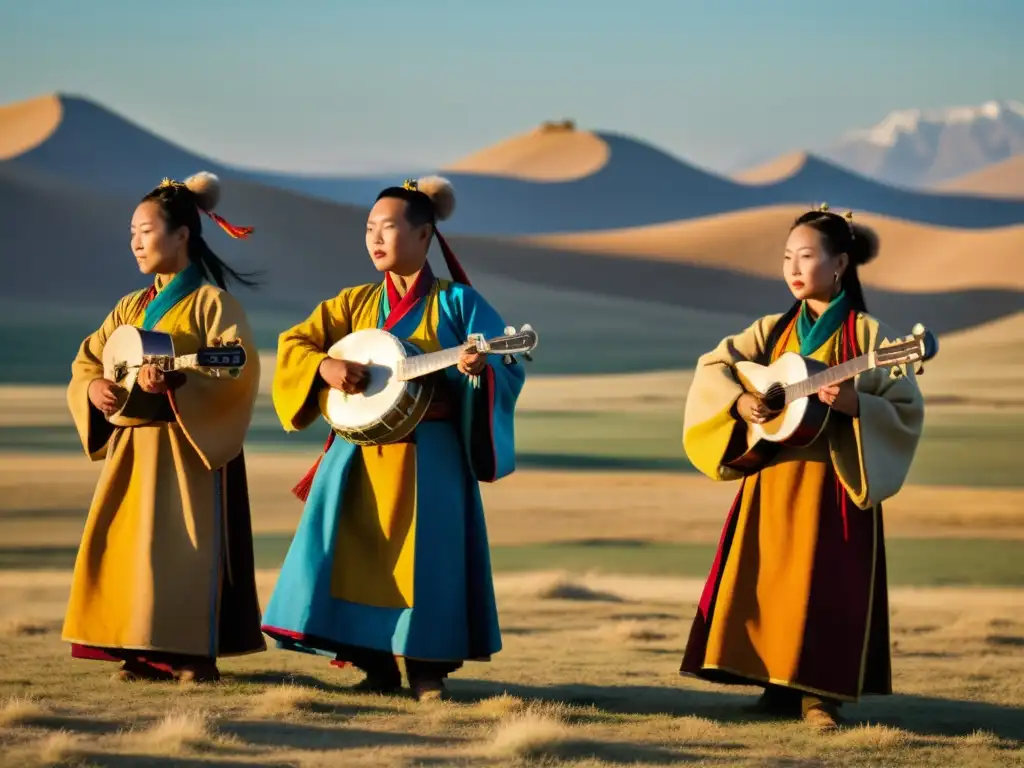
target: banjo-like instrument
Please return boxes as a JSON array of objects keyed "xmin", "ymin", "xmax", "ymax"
[
  {"xmin": 101, "ymin": 324, "xmax": 247, "ymax": 427},
  {"xmin": 319, "ymin": 324, "xmax": 538, "ymax": 445},
  {"xmin": 723, "ymin": 323, "xmax": 938, "ymax": 475}
]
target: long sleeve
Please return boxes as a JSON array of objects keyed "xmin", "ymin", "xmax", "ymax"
[
  {"xmin": 681, "ymin": 314, "xmax": 783, "ymax": 481},
  {"xmin": 272, "ymin": 290, "xmax": 353, "ymax": 432},
  {"xmin": 168, "ymin": 287, "xmax": 260, "ymax": 471},
  {"xmin": 828, "ymin": 316, "xmax": 926, "ymax": 509},
  {"xmin": 441, "ymin": 285, "xmax": 527, "ymax": 483},
  {"xmin": 66, "ymin": 292, "xmax": 143, "ymax": 460}
]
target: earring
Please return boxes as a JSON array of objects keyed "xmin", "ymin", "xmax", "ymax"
[{"xmin": 833, "ymin": 271, "xmax": 839, "ymax": 284}]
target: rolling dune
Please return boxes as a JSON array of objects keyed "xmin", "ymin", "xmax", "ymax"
[
  {"xmin": 442, "ymin": 122, "xmax": 610, "ymax": 181},
  {"xmin": 0, "ymin": 94, "xmax": 62, "ymax": 161},
  {"xmin": 6, "ymin": 93, "xmax": 1024, "ymax": 236},
  {"xmin": 938, "ymin": 154, "xmax": 1024, "ymax": 198},
  {"xmin": 732, "ymin": 151, "xmax": 811, "ymax": 184},
  {"xmin": 523, "ymin": 204, "xmax": 1024, "ymax": 292}
]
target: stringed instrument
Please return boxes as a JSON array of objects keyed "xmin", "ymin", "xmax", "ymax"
[
  {"xmin": 320, "ymin": 324, "xmax": 538, "ymax": 445},
  {"xmin": 722, "ymin": 323, "xmax": 938, "ymax": 474},
  {"xmin": 101, "ymin": 324, "xmax": 247, "ymax": 426}
]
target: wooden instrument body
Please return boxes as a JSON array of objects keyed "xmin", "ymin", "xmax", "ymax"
[
  {"xmin": 725, "ymin": 352, "xmax": 832, "ymax": 474},
  {"xmin": 319, "ymin": 329, "xmax": 432, "ymax": 446},
  {"xmin": 101, "ymin": 324, "xmax": 246, "ymax": 427},
  {"xmin": 319, "ymin": 324, "xmax": 538, "ymax": 446}
]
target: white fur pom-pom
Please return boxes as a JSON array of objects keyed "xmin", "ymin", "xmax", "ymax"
[
  {"xmin": 184, "ymin": 171, "xmax": 221, "ymax": 212},
  {"xmin": 414, "ymin": 175, "xmax": 456, "ymax": 221}
]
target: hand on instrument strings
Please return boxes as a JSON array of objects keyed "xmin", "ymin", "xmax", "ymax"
[
  {"xmin": 88, "ymin": 378, "xmax": 121, "ymax": 416},
  {"xmin": 457, "ymin": 351, "xmax": 486, "ymax": 377},
  {"xmin": 319, "ymin": 358, "xmax": 369, "ymax": 395},
  {"xmin": 137, "ymin": 364, "xmax": 173, "ymax": 394},
  {"xmin": 736, "ymin": 392, "xmax": 773, "ymax": 425},
  {"xmin": 818, "ymin": 381, "xmax": 859, "ymax": 417}
]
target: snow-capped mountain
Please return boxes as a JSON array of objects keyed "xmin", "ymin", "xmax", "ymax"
[{"xmin": 822, "ymin": 100, "xmax": 1024, "ymax": 189}]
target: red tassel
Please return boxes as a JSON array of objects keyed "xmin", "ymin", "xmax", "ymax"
[
  {"xmin": 291, "ymin": 432, "xmax": 336, "ymax": 501},
  {"xmin": 205, "ymin": 210, "xmax": 254, "ymax": 240},
  {"xmin": 434, "ymin": 230, "xmax": 470, "ymax": 285}
]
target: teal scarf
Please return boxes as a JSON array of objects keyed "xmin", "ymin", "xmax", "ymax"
[
  {"xmin": 796, "ymin": 289, "xmax": 849, "ymax": 356},
  {"xmin": 141, "ymin": 262, "xmax": 204, "ymax": 330}
]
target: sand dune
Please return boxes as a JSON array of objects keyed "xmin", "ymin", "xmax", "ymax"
[
  {"xmin": 938, "ymin": 154, "xmax": 1024, "ymax": 198},
  {"xmin": 6, "ymin": 93, "xmax": 1024, "ymax": 236},
  {"xmin": 733, "ymin": 151, "xmax": 811, "ymax": 184},
  {"xmin": 0, "ymin": 94, "xmax": 62, "ymax": 161},
  {"xmin": 443, "ymin": 121, "xmax": 609, "ymax": 181},
  {"xmin": 523, "ymin": 204, "xmax": 1024, "ymax": 292}
]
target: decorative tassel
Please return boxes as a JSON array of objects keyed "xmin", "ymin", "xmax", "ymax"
[
  {"xmin": 292, "ymin": 432, "xmax": 336, "ymax": 501},
  {"xmin": 434, "ymin": 230, "xmax": 471, "ymax": 285},
  {"xmin": 205, "ymin": 210, "xmax": 254, "ymax": 240}
]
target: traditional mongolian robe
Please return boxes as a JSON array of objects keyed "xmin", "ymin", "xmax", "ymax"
[
  {"xmin": 262, "ymin": 264, "xmax": 525, "ymax": 667},
  {"xmin": 62, "ymin": 263, "xmax": 265, "ymax": 669},
  {"xmin": 680, "ymin": 299, "xmax": 924, "ymax": 702}
]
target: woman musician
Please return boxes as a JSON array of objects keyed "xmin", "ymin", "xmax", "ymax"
[
  {"xmin": 262, "ymin": 176, "xmax": 526, "ymax": 701},
  {"xmin": 62, "ymin": 172, "xmax": 265, "ymax": 683},
  {"xmin": 679, "ymin": 205, "xmax": 925, "ymax": 729}
]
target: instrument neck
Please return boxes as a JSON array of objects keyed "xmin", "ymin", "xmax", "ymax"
[
  {"xmin": 398, "ymin": 343, "xmax": 473, "ymax": 381},
  {"xmin": 145, "ymin": 354, "xmax": 198, "ymax": 372},
  {"xmin": 784, "ymin": 351, "xmax": 875, "ymax": 403}
]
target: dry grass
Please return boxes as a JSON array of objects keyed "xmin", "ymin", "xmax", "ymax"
[{"xmin": 0, "ymin": 572, "xmax": 1021, "ymax": 767}]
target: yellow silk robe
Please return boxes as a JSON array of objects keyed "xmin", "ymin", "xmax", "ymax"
[
  {"xmin": 62, "ymin": 278, "xmax": 266, "ymax": 661},
  {"xmin": 681, "ymin": 310, "xmax": 925, "ymax": 701}
]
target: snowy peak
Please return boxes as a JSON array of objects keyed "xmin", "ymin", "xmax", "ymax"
[
  {"xmin": 844, "ymin": 100, "xmax": 1024, "ymax": 148},
  {"xmin": 824, "ymin": 99, "xmax": 1024, "ymax": 188}
]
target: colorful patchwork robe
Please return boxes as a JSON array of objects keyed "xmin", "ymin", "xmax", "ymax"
[
  {"xmin": 680, "ymin": 308, "xmax": 925, "ymax": 702},
  {"xmin": 62, "ymin": 264, "xmax": 265, "ymax": 668},
  {"xmin": 262, "ymin": 264, "xmax": 525, "ymax": 666}
]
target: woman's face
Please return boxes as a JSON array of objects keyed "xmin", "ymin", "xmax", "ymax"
[
  {"xmin": 130, "ymin": 201, "xmax": 188, "ymax": 276},
  {"xmin": 783, "ymin": 224, "xmax": 847, "ymax": 302},
  {"xmin": 365, "ymin": 197, "xmax": 432, "ymax": 275}
]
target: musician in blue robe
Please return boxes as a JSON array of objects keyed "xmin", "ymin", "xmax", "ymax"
[{"xmin": 262, "ymin": 177, "xmax": 527, "ymax": 701}]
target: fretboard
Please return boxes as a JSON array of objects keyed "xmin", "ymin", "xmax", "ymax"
[
  {"xmin": 784, "ymin": 351, "xmax": 875, "ymax": 403},
  {"xmin": 172, "ymin": 354, "xmax": 198, "ymax": 371},
  {"xmin": 398, "ymin": 343, "xmax": 473, "ymax": 381}
]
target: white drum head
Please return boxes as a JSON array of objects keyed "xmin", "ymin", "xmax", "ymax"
[{"xmin": 323, "ymin": 329, "xmax": 408, "ymax": 430}]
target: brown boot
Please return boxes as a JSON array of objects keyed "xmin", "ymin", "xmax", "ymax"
[
  {"xmin": 175, "ymin": 661, "xmax": 220, "ymax": 684},
  {"xmin": 411, "ymin": 678, "xmax": 449, "ymax": 702},
  {"xmin": 802, "ymin": 695, "xmax": 841, "ymax": 731},
  {"xmin": 111, "ymin": 659, "xmax": 174, "ymax": 683}
]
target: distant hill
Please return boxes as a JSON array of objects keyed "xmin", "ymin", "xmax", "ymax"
[
  {"xmin": 822, "ymin": 100, "xmax": 1024, "ymax": 188},
  {"xmin": 5, "ymin": 94, "xmax": 1024, "ymax": 236},
  {"xmin": 937, "ymin": 155, "xmax": 1024, "ymax": 199},
  {"xmin": 2, "ymin": 163, "xmax": 1021, "ymax": 384}
]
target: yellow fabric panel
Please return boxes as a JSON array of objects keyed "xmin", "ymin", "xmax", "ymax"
[
  {"xmin": 332, "ymin": 443, "xmax": 418, "ymax": 608},
  {"xmin": 682, "ymin": 314, "xmax": 783, "ymax": 481}
]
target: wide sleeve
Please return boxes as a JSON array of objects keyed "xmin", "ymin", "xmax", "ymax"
[
  {"xmin": 271, "ymin": 291, "xmax": 352, "ymax": 432},
  {"xmin": 66, "ymin": 294, "xmax": 138, "ymax": 460},
  {"xmin": 169, "ymin": 290, "xmax": 260, "ymax": 471},
  {"xmin": 444, "ymin": 286, "xmax": 527, "ymax": 483},
  {"xmin": 828, "ymin": 317, "xmax": 925, "ymax": 510},
  {"xmin": 682, "ymin": 314, "xmax": 782, "ymax": 481}
]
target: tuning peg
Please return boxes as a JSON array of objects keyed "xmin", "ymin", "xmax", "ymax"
[{"xmin": 523, "ymin": 352, "xmax": 533, "ymax": 362}]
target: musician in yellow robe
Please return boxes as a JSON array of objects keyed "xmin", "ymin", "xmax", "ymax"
[
  {"xmin": 263, "ymin": 176, "xmax": 527, "ymax": 701},
  {"xmin": 680, "ymin": 206, "xmax": 925, "ymax": 730},
  {"xmin": 62, "ymin": 172, "xmax": 265, "ymax": 683}
]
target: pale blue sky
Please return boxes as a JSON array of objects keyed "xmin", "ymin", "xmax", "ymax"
[{"xmin": 1, "ymin": 0, "xmax": 1020, "ymax": 173}]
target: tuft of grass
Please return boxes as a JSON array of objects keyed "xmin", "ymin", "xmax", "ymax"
[
  {"xmin": 484, "ymin": 709, "xmax": 572, "ymax": 761},
  {"xmin": 0, "ymin": 695, "xmax": 45, "ymax": 726},
  {"xmin": 533, "ymin": 574, "xmax": 625, "ymax": 603},
  {"xmin": 249, "ymin": 684, "xmax": 320, "ymax": 717}
]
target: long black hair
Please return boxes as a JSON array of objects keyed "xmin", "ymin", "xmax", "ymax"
[
  {"xmin": 790, "ymin": 208, "xmax": 879, "ymax": 313},
  {"xmin": 141, "ymin": 173, "xmax": 261, "ymax": 289}
]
